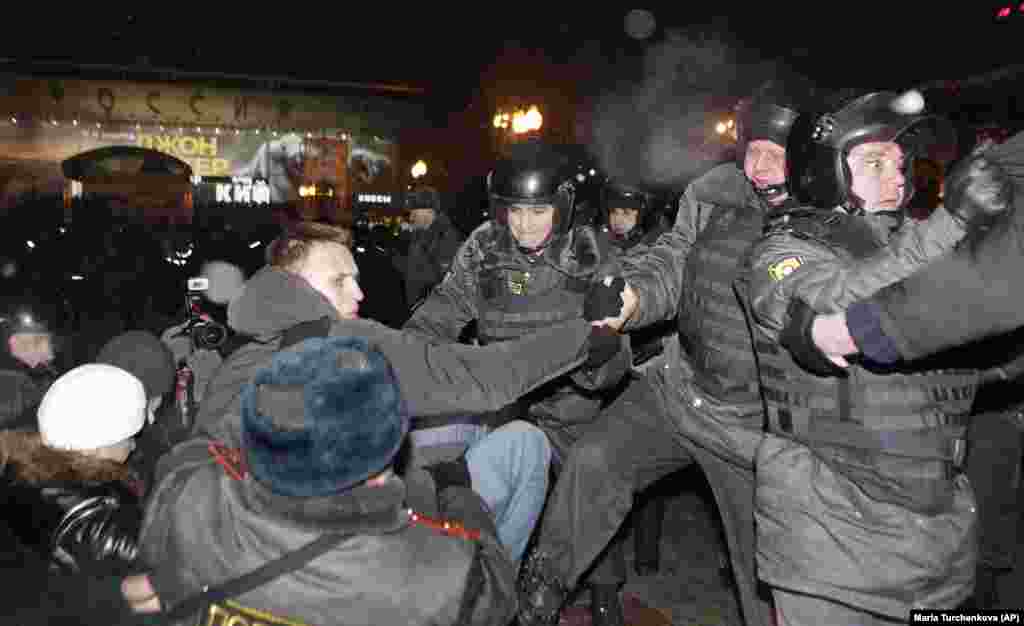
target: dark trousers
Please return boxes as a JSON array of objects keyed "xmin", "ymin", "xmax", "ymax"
[
  {"xmin": 536, "ymin": 375, "xmax": 773, "ymax": 626},
  {"xmin": 966, "ymin": 408, "xmax": 1023, "ymax": 571}
]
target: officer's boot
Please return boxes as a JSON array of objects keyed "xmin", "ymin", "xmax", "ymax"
[
  {"xmin": 518, "ymin": 550, "xmax": 567, "ymax": 626},
  {"xmin": 633, "ymin": 492, "xmax": 664, "ymax": 576},
  {"xmin": 590, "ymin": 584, "xmax": 626, "ymax": 626}
]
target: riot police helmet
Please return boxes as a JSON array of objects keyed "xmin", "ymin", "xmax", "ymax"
[
  {"xmin": 487, "ymin": 141, "xmax": 577, "ymax": 238},
  {"xmin": 600, "ymin": 180, "xmax": 657, "ymax": 235},
  {"xmin": 786, "ymin": 90, "xmax": 956, "ymax": 212},
  {"xmin": 0, "ymin": 294, "xmax": 63, "ymax": 359},
  {"xmin": 734, "ymin": 75, "xmax": 817, "ymax": 203}
]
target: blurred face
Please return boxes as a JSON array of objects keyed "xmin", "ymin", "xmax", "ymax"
[
  {"xmin": 608, "ymin": 207, "xmax": 639, "ymax": 236},
  {"xmin": 847, "ymin": 141, "xmax": 906, "ymax": 212},
  {"xmin": 408, "ymin": 208, "xmax": 436, "ymax": 229},
  {"xmin": 508, "ymin": 204, "xmax": 555, "ymax": 250},
  {"xmin": 743, "ymin": 140, "xmax": 789, "ymax": 205},
  {"xmin": 298, "ymin": 242, "xmax": 364, "ymax": 319},
  {"xmin": 8, "ymin": 333, "xmax": 54, "ymax": 369}
]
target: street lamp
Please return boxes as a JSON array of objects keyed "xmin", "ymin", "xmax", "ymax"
[
  {"xmin": 494, "ymin": 105, "xmax": 543, "ymax": 138},
  {"xmin": 411, "ymin": 160, "xmax": 428, "ymax": 179}
]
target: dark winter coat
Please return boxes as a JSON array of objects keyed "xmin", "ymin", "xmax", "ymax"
[{"xmin": 139, "ymin": 439, "xmax": 516, "ymax": 626}]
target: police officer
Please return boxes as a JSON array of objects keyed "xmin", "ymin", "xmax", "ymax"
[
  {"xmin": 403, "ymin": 140, "xmax": 633, "ymax": 624},
  {"xmin": 738, "ymin": 90, "xmax": 997, "ymax": 624},
  {"xmin": 794, "ymin": 128, "xmax": 1021, "ymax": 365},
  {"xmin": 518, "ymin": 77, "xmax": 819, "ymax": 626},
  {"xmin": 789, "ymin": 128, "xmax": 1023, "ymax": 613},
  {"xmin": 0, "ymin": 295, "xmax": 61, "ymax": 428},
  {"xmin": 597, "ymin": 181, "xmax": 673, "ymax": 576},
  {"xmin": 600, "ymin": 183, "xmax": 667, "ymax": 252}
]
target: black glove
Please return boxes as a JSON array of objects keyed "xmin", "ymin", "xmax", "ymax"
[
  {"xmin": 585, "ymin": 325, "xmax": 621, "ymax": 370},
  {"xmin": 423, "ymin": 456, "xmax": 473, "ymax": 492},
  {"xmin": 584, "ymin": 276, "xmax": 626, "ymax": 322},
  {"xmin": 778, "ymin": 299, "xmax": 847, "ymax": 377},
  {"xmin": 945, "ymin": 152, "xmax": 1014, "ymax": 234}
]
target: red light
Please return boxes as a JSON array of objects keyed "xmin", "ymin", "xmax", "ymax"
[
  {"xmin": 1019, "ymin": 2, "xmax": 1024, "ymax": 11},
  {"xmin": 998, "ymin": 6, "xmax": 1012, "ymax": 17}
]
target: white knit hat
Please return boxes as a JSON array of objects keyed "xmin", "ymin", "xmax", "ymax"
[{"xmin": 38, "ymin": 363, "xmax": 147, "ymax": 451}]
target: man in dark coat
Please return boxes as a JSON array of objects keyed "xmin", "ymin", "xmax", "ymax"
[
  {"xmin": 126, "ymin": 335, "xmax": 520, "ymax": 625},
  {"xmin": 394, "ymin": 185, "xmax": 463, "ymax": 311},
  {"xmin": 189, "ymin": 220, "xmax": 622, "ymax": 567}
]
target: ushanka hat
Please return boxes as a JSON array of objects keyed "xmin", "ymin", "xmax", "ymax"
[{"xmin": 240, "ymin": 335, "xmax": 408, "ymax": 497}]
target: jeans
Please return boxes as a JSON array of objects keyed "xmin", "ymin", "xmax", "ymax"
[{"xmin": 409, "ymin": 420, "xmax": 552, "ymax": 563}]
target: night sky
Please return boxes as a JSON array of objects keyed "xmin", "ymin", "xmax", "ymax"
[
  {"xmin": 5, "ymin": 5, "xmax": 1017, "ymax": 106},
  {"xmin": 2, "ymin": 6, "xmax": 1019, "ymax": 196}
]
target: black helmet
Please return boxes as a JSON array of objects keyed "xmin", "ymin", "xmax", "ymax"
[
  {"xmin": 787, "ymin": 90, "xmax": 956, "ymax": 212},
  {"xmin": 601, "ymin": 181, "xmax": 650, "ymax": 216},
  {"xmin": 734, "ymin": 76, "xmax": 816, "ymax": 201},
  {"xmin": 0, "ymin": 295, "xmax": 61, "ymax": 357},
  {"xmin": 403, "ymin": 185, "xmax": 441, "ymax": 213},
  {"xmin": 487, "ymin": 141, "xmax": 577, "ymax": 237},
  {"xmin": 600, "ymin": 180, "xmax": 659, "ymax": 233}
]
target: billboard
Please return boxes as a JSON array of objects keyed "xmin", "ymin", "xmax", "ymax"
[{"xmin": 0, "ymin": 122, "xmax": 396, "ymax": 209}]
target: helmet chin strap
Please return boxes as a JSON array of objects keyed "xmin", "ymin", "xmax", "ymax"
[{"xmin": 516, "ymin": 230, "xmax": 555, "ymax": 254}]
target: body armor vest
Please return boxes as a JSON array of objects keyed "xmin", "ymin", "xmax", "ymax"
[
  {"xmin": 475, "ymin": 227, "xmax": 601, "ymax": 345},
  {"xmin": 677, "ymin": 203, "xmax": 765, "ymax": 410},
  {"xmin": 750, "ymin": 209, "xmax": 977, "ymax": 513}
]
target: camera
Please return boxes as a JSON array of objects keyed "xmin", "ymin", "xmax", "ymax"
[{"xmin": 184, "ymin": 277, "xmax": 228, "ymax": 351}]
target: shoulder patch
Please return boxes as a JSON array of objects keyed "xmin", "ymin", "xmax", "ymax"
[
  {"xmin": 408, "ymin": 508, "xmax": 481, "ymax": 541},
  {"xmin": 767, "ymin": 257, "xmax": 804, "ymax": 282},
  {"xmin": 198, "ymin": 599, "xmax": 309, "ymax": 626}
]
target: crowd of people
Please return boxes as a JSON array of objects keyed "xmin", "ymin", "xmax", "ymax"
[{"xmin": 0, "ymin": 73, "xmax": 1022, "ymax": 626}]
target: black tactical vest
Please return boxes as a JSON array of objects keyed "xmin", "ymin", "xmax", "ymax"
[
  {"xmin": 677, "ymin": 203, "xmax": 765, "ymax": 411},
  {"xmin": 749, "ymin": 209, "xmax": 978, "ymax": 513},
  {"xmin": 475, "ymin": 226, "xmax": 605, "ymax": 345}
]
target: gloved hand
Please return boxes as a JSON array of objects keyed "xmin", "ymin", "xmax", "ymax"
[
  {"xmin": 779, "ymin": 299, "xmax": 848, "ymax": 377},
  {"xmin": 423, "ymin": 456, "xmax": 473, "ymax": 492},
  {"xmin": 584, "ymin": 276, "xmax": 626, "ymax": 322},
  {"xmin": 585, "ymin": 325, "xmax": 621, "ymax": 370},
  {"xmin": 945, "ymin": 151, "xmax": 1014, "ymax": 234}
]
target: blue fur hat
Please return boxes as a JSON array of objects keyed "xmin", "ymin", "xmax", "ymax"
[{"xmin": 241, "ymin": 336, "xmax": 409, "ymax": 497}]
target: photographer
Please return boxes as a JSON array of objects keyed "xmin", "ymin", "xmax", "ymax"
[{"xmin": 160, "ymin": 277, "xmax": 233, "ymax": 426}]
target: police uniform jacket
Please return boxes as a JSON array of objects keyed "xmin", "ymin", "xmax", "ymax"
[
  {"xmin": 741, "ymin": 202, "xmax": 978, "ymax": 617},
  {"xmin": 403, "ymin": 222, "xmax": 631, "ymax": 450},
  {"xmin": 616, "ymin": 163, "xmax": 772, "ymax": 468}
]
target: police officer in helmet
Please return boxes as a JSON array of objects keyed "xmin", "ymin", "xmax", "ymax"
[
  {"xmin": 517, "ymin": 78, "xmax": 817, "ymax": 626},
  {"xmin": 600, "ymin": 182, "xmax": 666, "ymax": 251},
  {"xmin": 0, "ymin": 295, "xmax": 61, "ymax": 428},
  {"xmin": 738, "ymin": 89, "xmax": 1009, "ymax": 624},
  {"xmin": 402, "ymin": 141, "xmax": 631, "ymax": 584}
]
